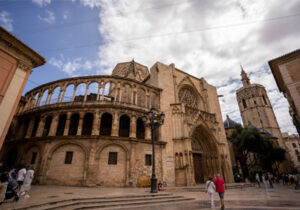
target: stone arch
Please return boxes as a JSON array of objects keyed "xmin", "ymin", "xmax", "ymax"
[
  {"xmin": 46, "ymin": 142, "xmax": 88, "ymax": 186},
  {"xmin": 191, "ymin": 124, "xmax": 219, "ymax": 183},
  {"xmin": 137, "ymin": 87, "xmax": 146, "ymax": 107},
  {"xmin": 95, "ymin": 142, "xmax": 129, "ymax": 187},
  {"xmin": 100, "ymin": 112, "xmax": 112, "ymax": 136},
  {"xmin": 119, "ymin": 114, "xmax": 130, "ymax": 137}
]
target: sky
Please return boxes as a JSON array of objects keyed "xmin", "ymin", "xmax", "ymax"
[{"xmin": 0, "ymin": 0, "xmax": 299, "ymax": 134}]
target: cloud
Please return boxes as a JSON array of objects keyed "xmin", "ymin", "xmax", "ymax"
[
  {"xmin": 49, "ymin": 56, "xmax": 94, "ymax": 76},
  {"xmin": 80, "ymin": 0, "xmax": 299, "ymax": 134},
  {"xmin": 0, "ymin": 11, "xmax": 13, "ymax": 31},
  {"xmin": 32, "ymin": 0, "xmax": 51, "ymax": 7},
  {"xmin": 38, "ymin": 10, "xmax": 55, "ymax": 24}
]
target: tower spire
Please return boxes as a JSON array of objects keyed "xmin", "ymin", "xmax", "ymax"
[{"xmin": 240, "ymin": 65, "xmax": 250, "ymax": 87}]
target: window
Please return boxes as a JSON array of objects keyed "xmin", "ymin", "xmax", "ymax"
[
  {"xmin": 30, "ymin": 152, "xmax": 37, "ymax": 164},
  {"xmin": 242, "ymin": 99, "xmax": 247, "ymax": 108},
  {"xmin": 262, "ymin": 95, "xmax": 267, "ymax": 105},
  {"xmin": 292, "ymin": 143, "xmax": 297, "ymax": 148},
  {"xmin": 145, "ymin": 154, "xmax": 152, "ymax": 166},
  {"xmin": 64, "ymin": 151, "xmax": 73, "ymax": 164},
  {"xmin": 108, "ymin": 152, "xmax": 118, "ymax": 165},
  {"xmin": 295, "ymin": 150, "xmax": 299, "ymax": 155},
  {"xmin": 254, "ymin": 100, "xmax": 256, "ymax": 105}
]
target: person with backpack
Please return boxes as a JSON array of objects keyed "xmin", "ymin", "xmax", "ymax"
[{"xmin": 206, "ymin": 177, "xmax": 216, "ymax": 208}]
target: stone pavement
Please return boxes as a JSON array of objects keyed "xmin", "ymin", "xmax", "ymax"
[{"xmin": 0, "ymin": 183, "xmax": 300, "ymax": 209}]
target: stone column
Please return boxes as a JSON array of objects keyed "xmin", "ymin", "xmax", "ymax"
[
  {"xmin": 84, "ymin": 83, "xmax": 89, "ymax": 102},
  {"xmin": 57, "ymin": 89, "xmax": 63, "ymax": 103},
  {"xmin": 45, "ymin": 93, "xmax": 50, "ymax": 105},
  {"xmin": 60, "ymin": 87, "xmax": 66, "ymax": 102},
  {"xmin": 63, "ymin": 112, "xmax": 72, "ymax": 136},
  {"xmin": 47, "ymin": 91, "xmax": 53, "ymax": 104},
  {"xmin": 130, "ymin": 115, "xmax": 136, "ymax": 138},
  {"xmin": 145, "ymin": 125, "xmax": 151, "ymax": 140},
  {"xmin": 77, "ymin": 112, "xmax": 85, "ymax": 135},
  {"xmin": 37, "ymin": 94, "xmax": 42, "ymax": 106},
  {"xmin": 119, "ymin": 86, "xmax": 123, "ymax": 103},
  {"xmin": 96, "ymin": 85, "xmax": 101, "ymax": 101},
  {"xmin": 48, "ymin": 114, "xmax": 59, "ymax": 136},
  {"xmin": 36, "ymin": 116, "xmax": 46, "ymax": 137},
  {"xmin": 25, "ymin": 118, "xmax": 34, "ymax": 138},
  {"xmin": 101, "ymin": 86, "xmax": 105, "ymax": 100},
  {"xmin": 111, "ymin": 112, "xmax": 119, "ymax": 136},
  {"xmin": 92, "ymin": 111, "xmax": 100, "ymax": 135},
  {"xmin": 71, "ymin": 85, "xmax": 77, "ymax": 102}
]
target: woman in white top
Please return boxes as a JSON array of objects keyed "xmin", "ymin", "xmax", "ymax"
[
  {"xmin": 20, "ymin": 166, "xmax": 34, "ymax": 198},
  {"xmin": 206, "ymin": 177, "xmax": 216, "ymax": 207}
]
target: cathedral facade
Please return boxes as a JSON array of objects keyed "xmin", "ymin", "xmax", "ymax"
[{"xmin": 1, "ymin": 61, "xmax": 233, "ymax": 187}]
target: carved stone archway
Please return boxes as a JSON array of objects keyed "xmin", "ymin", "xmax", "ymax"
[{"xmin": 191, "ymin": 125, "xmax": 219, "ymax": 183}]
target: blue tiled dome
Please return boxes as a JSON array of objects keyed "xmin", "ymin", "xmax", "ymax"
[{"xmin": 224, "ymin": 115, "xmax": 237, "ymax": 129}]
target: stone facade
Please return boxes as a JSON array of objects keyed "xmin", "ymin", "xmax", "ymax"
[
  {"xmin": 282, "ymin": 132, "xmax": 300, "ymax": 171},
  {"xmin": 269, "ymin": 49, "xmax": 300, "ymax": 135},
  {"xmin": 1, "ymin": 60, "xmax": 233, "ymax": 187}
]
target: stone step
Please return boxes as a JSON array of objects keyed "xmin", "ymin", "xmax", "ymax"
[
  {"xmin": 71, "ymin": 197, "xmax": 195, "ymax": 210},
  {"xmin": 14, "ymin": 193, "xmax": 174, "ymax": 210},
  {"xmin": 44, "ymin": 195, "xmax": 184, "ymax": 210}
]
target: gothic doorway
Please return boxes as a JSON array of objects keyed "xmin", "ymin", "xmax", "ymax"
[{"xmin": 191, "ymin": 125, "xmax": 219, "ymax": 183}]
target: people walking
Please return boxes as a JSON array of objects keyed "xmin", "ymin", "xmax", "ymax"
[
  {"xmin": 255, "ymin": 173, "xmax": 261, "ymax": 188},
  {"xmin": 16, "ymin": 165, "xmax": 26, "ymax": 193},
  {"xmin": 214, "ymin": 174, "xmax": 226, "ymax": 210},
  {"xmin": 20, "ymin": 166, "xmax": 34, "ymax": 198},
  {"xmin": 262, "ymin": 173, "xmax": 268, "ymax": 189},
  {"xmin": 268, "ymin": 173, "xmax": 274, "ymax": 188},
  {"xmin": 206, "ymin": 177, "xmax": 216, "ymax": 208}
]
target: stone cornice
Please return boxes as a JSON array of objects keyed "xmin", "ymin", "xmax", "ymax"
[{"xmin": 0, "ymin": 27, "xmax": 45, "ymax": 70}]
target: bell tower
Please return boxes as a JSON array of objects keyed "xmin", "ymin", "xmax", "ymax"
[{"xmin": 236, "ymin": 67, "xmax": 284, "ymax": 147}]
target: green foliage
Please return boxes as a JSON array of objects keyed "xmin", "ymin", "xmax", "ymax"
[{"xmin": 229, "ymin": 124, "xmax": 286, "ymax": 177}]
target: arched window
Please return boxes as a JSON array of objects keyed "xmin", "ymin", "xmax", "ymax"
[
  {"xmin": 68, "ymin": 113, "xmax": 79, "ymax": 135},
  {"xmin": 87, "ymin": 82, "xmax": 98, "ymax": 101},
  {"xmin": 20, "ymin": 118, "xmax": 30, "ymax": 139},
  {"xmin": 262, "ymin": 95, "xmax": 267, "ymax": 105},
  {"xmin": 121, "ymin": 84, "xmax": 131, "ymax": 103},
  {"xmin": 56, "ymin": 114, "xmax": 67, "ymax": 136},
  {"xmin": 40, "ymin": 89, "xmax": 49, "ymax": 106},
  {"xmin": 100, "ymin": 113, "xmax": 112, "ymax": 136},
  {"xmin": 242, "ymin": 99, "xmax": 247, "ymax": 108},
  {"xmin": 31, "ymin": 117, "xmax": 40, "ymax": 137},
  {"xmin": 137, "ymin": 88, "xmax": 146, "ymax": 107},
  {"xmin": 74, "ymin": 83, "xmax": 86, "ymax": 102},
  {"xmin": 119, "ymin": 115, "xmax": 130, "ymax": 137},
  {"xmin": 82, "ymin": 113, "xmax": 94, "ymax": 135},
  {"xmin": 43, "ymin": 116, "xmax": 52, "ymax": 136},
  {"xmin": 136, "ymin": 118, "xmax": 145, "ymax": 139},
  {"xmin": 63, "ymin": 84, "xmax": 74, "ymax": 102}
]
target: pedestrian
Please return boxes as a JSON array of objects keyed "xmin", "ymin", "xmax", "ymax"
[
  {"xmin": 205, "ymin": 177, "xmax": 216, "ymax": 208},
  {"xmin": 20, "ymin": 166, "xmax": 34, "ymax": 198},
  {"xmin": 268, "ymin": 172, "xmax": 274, "ymax": 188},
  {"xmin": 213, "ymin": 174, "xmax": 226, "ymax": 210},
  {"xmin": 0, "ymin": 165, "xmax": 9, "ymax": 204},
  {"xmin": 16, "ymin": 165, "xmax": 26, "ymax": 193},
  {"xmin": 255, "ymin": 173, "xmax": 261, "ymax": 188},
  {"xmin": 262, "ymin": 173, "xmax": 268, "ymax": 189}
]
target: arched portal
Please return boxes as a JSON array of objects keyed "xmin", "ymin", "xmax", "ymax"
[{"xmin": 191, "ymin": 125, "xmax": 219, "ymax": 184}]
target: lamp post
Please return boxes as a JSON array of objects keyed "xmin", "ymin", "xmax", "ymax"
[{"xmin": 142, "ymin": 107, "xmax": 165, "ymax": 193}]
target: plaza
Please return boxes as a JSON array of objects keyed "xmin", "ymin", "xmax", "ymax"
[{"xmin": 1, "ymin": 184, "xmax": 300, "ymax": 209}]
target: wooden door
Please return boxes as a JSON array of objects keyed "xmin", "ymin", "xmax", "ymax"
[{"xmin": 193, "ymin": 153, "xmax": 204, "ymax": 183}]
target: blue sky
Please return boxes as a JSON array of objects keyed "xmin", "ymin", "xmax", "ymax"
[{"xmin": 1, "ymin": 0, "xmax": 299, "ymax": 134}]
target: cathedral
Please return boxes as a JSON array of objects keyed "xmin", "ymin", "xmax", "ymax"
[{"xmin": 1, "ymin": 60, "xmax": 234, "ymax": 187}]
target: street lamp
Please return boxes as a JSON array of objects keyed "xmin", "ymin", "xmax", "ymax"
[{"xmin": 142, "ymin": 107, "xmax": 165, "ymax": 193}]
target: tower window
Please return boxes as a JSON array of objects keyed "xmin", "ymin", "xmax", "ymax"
[
  {"xmin": 254, "ymin": 100, "xmax": 256, "ymax": 105},
  {"xmin": 242, "ymin": 99, "xmax": 247, "ymax": 108},
  {"xmin": 65, "ymin": 151, "xmax": 73, "ymax": 164},
  {"xmin": 108, "ymin": 152, "xmax": 118, "ymax": 165},
  {"xmin": 292, "ymin": 143, "xmax": 297, "ymax": 148},
  {"xmin": 262, "ymin": 96, "xmax": 267, "ymax": 105}
]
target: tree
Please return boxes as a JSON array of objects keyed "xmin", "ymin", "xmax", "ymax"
[{"xmin": 229, "ymin": 124, "xmax": 286, "ymax": 177}]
